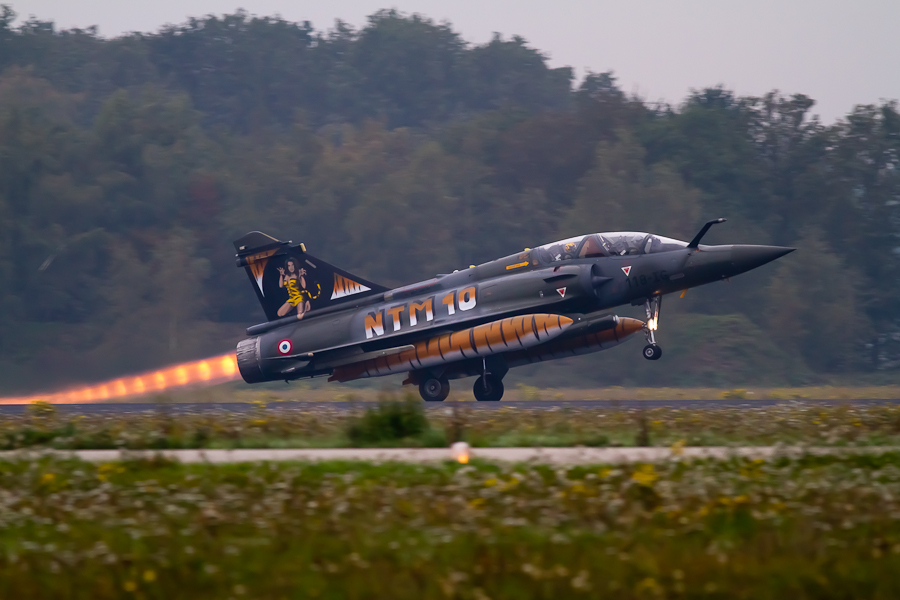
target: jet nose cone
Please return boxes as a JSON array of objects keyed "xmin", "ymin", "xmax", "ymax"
[{"xmin": 730, "ymin": 245, "xmax": 795, "ymax": 275}]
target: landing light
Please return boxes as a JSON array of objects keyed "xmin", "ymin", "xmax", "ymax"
[{"xmin": 648, "ymin": 318, "xmax": 658, "ymax": 331}]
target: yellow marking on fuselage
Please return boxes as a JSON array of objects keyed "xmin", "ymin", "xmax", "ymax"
[{"xmin": 505, "ymin": 261, "xmax": 529, "ymax": 270}]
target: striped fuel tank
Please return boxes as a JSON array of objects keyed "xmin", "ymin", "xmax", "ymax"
[
  {"xmin": 502, "ymin": 316, "xmax": 645, "ymax": 367},
  {"xmin": 330, "ymin": 313, "xmax": 573, "ymax": 382}
]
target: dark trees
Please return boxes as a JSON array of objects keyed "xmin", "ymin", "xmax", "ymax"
[{"xmin": 0, "ymin": 6, "xmax": 897, "ymax": 390}]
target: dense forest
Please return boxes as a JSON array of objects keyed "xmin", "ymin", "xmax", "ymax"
[{"xmin": 1, "ymin": 5, "xmax": 898, "ymax": 393}]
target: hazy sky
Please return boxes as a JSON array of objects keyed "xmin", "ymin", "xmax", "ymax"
[{"xmin": 12, "ymin": 0, "xmax": 900, "ymax": 123}]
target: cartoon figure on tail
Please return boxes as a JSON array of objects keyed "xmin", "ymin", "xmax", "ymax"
[{"xmin": 276, "ymin": 257, "xmax": 321, "ymax": 320}]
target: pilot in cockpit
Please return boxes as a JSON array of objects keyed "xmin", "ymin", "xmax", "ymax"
[
  {"xmin": 539, "ymin": 239, "xmax": 581, "ymax": 262},
  {"xmin": 605, "ymin": 233, "xmax": 645, "ymax": 256}
]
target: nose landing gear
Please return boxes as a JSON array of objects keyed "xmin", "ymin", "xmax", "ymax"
[
  {"xmin": 643, "ymin": 344, "xmax": 662, "ymax": 360},
  {"xmin": 642, "ymin": 296, "xmax": 662, "ymax": 361}
]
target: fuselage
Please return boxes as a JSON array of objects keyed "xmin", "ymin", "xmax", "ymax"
[{"xmin": 236, "ymin": 231, "xmax": 792, "ymax": 385}]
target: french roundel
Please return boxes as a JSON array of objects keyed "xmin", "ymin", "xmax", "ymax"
[{"xmin": 277, "ymin": 339, "xmax": 292, "ymax": 355}]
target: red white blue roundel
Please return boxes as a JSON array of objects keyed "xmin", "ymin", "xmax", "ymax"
[{"xmin": 277, "ymin": 339, "xmax": 292, "ymax": 355}]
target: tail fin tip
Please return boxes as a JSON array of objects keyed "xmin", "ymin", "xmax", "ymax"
[{"xmin": 234, "ymin": 231, "xmax": 289, "ymax": 254}]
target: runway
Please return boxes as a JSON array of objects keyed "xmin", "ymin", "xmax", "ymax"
[
  {"xmin": 0, "ymin": 398, "xmax": 898, "ymax": 414},
  {"xmin": 3, "ymin": 446, "xmax": 898, "ymax": 465}
]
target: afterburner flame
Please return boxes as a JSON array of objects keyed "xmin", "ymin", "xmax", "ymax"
[{"xmin": 0, "ymin": 353, "xmax": 240, "ymax": 405}]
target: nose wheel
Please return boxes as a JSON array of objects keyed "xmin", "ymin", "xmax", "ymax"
[
  {"xmin": 643, "ymin": 296, "xmax": 662, "ymax": 361},
  {"xmin": 643, "ymin": 344, "xmax": 662, "ymax": 360}
]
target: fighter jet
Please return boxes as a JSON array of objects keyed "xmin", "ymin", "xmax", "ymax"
[{"xmin": 234, "ymin": 219, "xmax": 792, "ymax": 401}]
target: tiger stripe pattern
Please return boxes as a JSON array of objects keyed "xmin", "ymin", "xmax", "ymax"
[
  {"xmin": 330, "ymin": 313, "xmax": 573, "ymax": 382},
  {"xmin": 502, "ymin": 317, "xmax": 645, "ymax": 367},
  {"xmin": 331, "ymin": 273, "xmax": 372, "ymax": 300}
]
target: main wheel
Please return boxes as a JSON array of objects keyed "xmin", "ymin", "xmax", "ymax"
[
  {"xmin": 419, "ymin": 376, "xmax": 450, "ymax": 401},
  {"xmin": 642, "ymin": 344, "xmax": 662, "ymax": 361},
  {"xmin": 473, "ymin": 374, "xmax": 504, "ymax": 401}
]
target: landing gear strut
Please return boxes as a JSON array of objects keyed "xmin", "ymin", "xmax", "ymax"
[
  {"xmin": 474, "ymin": 357, "xmax": 506, "ymax": 401},
  {"xmin": 474, "ymin": 374, "xmax": 504, "ymax": 401},
  {"xmin": 642, "ymin": 296, "xmax": 662, "ymax": 361}
]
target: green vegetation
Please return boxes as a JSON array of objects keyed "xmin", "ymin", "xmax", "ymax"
[
  {"xmin": 0, "ymin": 4, "xmax": 898, "ymax": 394},
  {"xmin": 156, "ymin": 383, "xmax": 900, "ymax": 403},
  {"xmin": 2, "ymin": 454, "xmax": 900, "ymax": 598},
  {"xmin": 6, "ymin": 400, "xmax": 900, "ymax": 449},
  {"xmin": 346, "ymin": 396, "xmax": 433, "ymax": 444}
]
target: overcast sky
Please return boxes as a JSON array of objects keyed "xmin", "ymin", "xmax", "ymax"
[{"xmin": 11, "ymin": 0, "xmax": 900, "ymax": 123}]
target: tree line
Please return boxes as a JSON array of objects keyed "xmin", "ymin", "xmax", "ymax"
[{"xmin": 0, "ymin": 5, "xmax": 898, "ymax": 392}]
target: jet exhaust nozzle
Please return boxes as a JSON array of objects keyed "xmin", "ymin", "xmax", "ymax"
[{"xmin": 236, "ymin": 337, "xmax": 266, "ymax": 384}]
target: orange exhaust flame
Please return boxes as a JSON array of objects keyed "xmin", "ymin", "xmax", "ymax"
[{"xmin": 0, "ymin": 353, "xmax": 240, "ymax": 405}]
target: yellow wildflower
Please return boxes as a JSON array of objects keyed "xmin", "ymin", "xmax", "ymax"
[
  {"xmin": 500, "ymin": 477, "xmax": 520, "ymax": 491},
  {"xmin": 631, "ymin": 464, "xmax": 657, "ymax": 486},
  {"xmin": 635, "ymin": 576, "xmax": 662, "ymax": 595}
]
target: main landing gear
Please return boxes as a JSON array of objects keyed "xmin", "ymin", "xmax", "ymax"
[
  {"xmin": 642, "ymin": 295, "xmax": 663, "ymax": 361},
  {"xmin": 474, "ymin": 357, "xmax": 507, "ymax": 401},
  {"xmin": 473, "ymin": 374, "xmax": 504, "ymax": 401},
  {"xmin": 419, "ymin": 375, "xmax": 450, "ymax": 402},
  {"xmin": 415, "ymin": 358, "xmax": 509, "ymax": 402}
]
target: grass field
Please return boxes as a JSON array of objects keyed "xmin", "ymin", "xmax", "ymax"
[
  {"xmin": 2, "ymin": 453, "xmax": 900, "ymax": 599},
  {"xmin": 5, "ymin": 398, "xmax": 900, "ymax": 450},
  {"xmin": 117, "ymin": 383, "xmax": 900, "ymax": 404}
]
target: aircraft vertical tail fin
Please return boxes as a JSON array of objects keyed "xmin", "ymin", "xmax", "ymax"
[{"xmin": 234, "ymin": 231, "xmax": 387, "ymax": 321}]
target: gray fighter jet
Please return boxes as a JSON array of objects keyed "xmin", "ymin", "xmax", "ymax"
[{"xmin": 234, "ymin": 219, "xmax": 792, "ymax": 401}]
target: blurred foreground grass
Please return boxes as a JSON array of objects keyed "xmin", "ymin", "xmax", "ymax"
[
  {"xmin": 7, "ymin": 398, "xmax": 900, "ymax": 449},
  {"xmin": 2, "ymin": 454, "xmax": 900, "ymax": 598},
  {"xmin": 129, "ymin": 383, "xmax": 900, "ymax": 403}
]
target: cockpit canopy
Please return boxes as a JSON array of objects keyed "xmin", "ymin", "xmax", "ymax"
[{"xmin": 535, "ymin": 232, "xmax": 688, "ymax": 263}]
